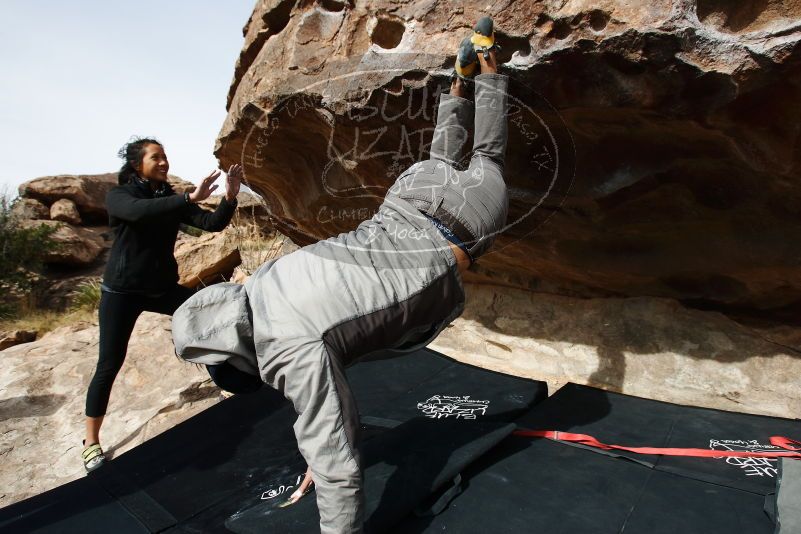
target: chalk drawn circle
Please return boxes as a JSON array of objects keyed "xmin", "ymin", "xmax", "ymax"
[{"xmin": 240, "ymin": 57, "xmax": 574, "ymax": 261}]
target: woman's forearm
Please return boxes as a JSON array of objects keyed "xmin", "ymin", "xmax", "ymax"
[{"xmin": 106, "ymin": 187, "xmax": 187, "ymax": 222}]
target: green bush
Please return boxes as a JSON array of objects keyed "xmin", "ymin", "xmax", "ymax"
[
  {"xmin": 71, "ymin": 279, "xmax": 102, "ymax": 311},
  {"xmin": 0, "ymin": 194, "xmax": 60, "ymax": 318}
]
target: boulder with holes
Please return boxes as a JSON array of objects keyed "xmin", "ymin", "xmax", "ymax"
[{"xmin": 215, "ymin": 0, "xmax": 801, "ymax": 325}]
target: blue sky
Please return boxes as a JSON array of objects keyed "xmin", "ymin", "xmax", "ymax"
[{"xmin": 0, "ymin": 1, "xmax": 256, "ymax": 197}]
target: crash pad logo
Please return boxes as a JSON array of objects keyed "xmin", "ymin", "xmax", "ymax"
[
  {"xmin": 709, "ymin": 439, "xmax": 780, "ymax": 478},
  {"xmin": 261, "ymin": 473, "xmax": 304, "ymax": 500},
  {"xmin": 417, "ymin": 395, "xmax": 490, "ymax": 420}
]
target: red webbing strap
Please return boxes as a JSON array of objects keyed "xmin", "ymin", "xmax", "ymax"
[{"xmin": 513, "ymin": 429, "xmax": 801, "ymax": 459}]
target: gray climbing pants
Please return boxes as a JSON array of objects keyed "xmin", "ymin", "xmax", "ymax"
[
  {"xmin": 281, "ymin": 72, "xmax": 512, "ymax": 533},
  {"xmin": 390, "ymin": 72, "xmax": 510, "ymax": 260},
  {"xmin": 174, "ymin": 72, "xmax": 512, "ymax": 534}
]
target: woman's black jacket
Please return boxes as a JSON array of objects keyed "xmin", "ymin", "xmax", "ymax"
[{"xmin": 102, "ymin": 179, "xmax": 237, "ymax": 294}]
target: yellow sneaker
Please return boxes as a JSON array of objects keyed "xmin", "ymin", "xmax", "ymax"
[
  {"xmin": 453, "ymin": 36, "xmax": 479, "ymax": 80},
  {"xmin": 471, "ymin": 16, "xmax": 501, "ymax": 61}
]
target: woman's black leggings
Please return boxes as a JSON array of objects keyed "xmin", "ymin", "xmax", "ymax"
[{"xmin": 85, "ymin": 284, "xmax": 195, "ymax": 417}]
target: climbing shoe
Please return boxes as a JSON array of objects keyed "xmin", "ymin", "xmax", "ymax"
[
  {"xmin": 82, "ymin": 439, "xmax": 106, "ymax": 473},
  {"xmin": 453, "ymin": 36, "xmax": 479, "ymax": 80},
  {"xmin": 452, "ymin": 16, "xmax": 502, "ymax": 82},
  {"xmin": 471, "ymin": 16, "xmax": 501, "ymax": 61}
]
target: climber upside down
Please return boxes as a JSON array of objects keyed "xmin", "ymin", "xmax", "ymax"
[{"xmin": 171, "ymin": 17, "xmax": 509, "ymax": 534}]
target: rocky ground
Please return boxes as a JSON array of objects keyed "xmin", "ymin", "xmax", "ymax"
[
  {"xmin": 0, "ymin": 313, "xmax": 217, "ymax": 507},
  {"xmin": 3, "ymin": 281, "xmax": 800, "ymax": 507},
  {"xmin": 431, "ymin": 284, "xmax": 801, "ymax": 419}
]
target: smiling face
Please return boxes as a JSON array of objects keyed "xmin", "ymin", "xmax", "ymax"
[{"xmin": 135, "ymin": 143, "xmax": 169, "ymax": 182}]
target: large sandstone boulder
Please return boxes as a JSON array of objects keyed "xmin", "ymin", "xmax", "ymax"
[
  {"xmin": 216, "ymin": 0, "xmax": 801, "ymax": 322},
  {"xmin": 0, "ymin": 313, "xmax": 221, "ymax": 507}
]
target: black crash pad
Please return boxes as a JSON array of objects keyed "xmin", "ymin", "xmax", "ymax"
[
  {"xmin": 0, "ymin": 348, "xmax": 547, "ymax": 533},
  {"xmin": 226, "ymin": 419, "xmax": 515, "ymax": 533},
  {"xmin": 393, "ymin": 382, "xmax": 801, "ymax": 534},
  {"xmin": 516, "ymin": 383, "xmax": 800, "ymax": 494}
]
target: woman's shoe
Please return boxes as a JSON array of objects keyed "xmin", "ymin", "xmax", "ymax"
[{"xmin": 81, "ymin": 439, "xmax": 106, "ymax": 473}]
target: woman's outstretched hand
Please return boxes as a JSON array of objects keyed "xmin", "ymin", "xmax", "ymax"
[
  {"xmin": 188, "ymin": 170, "xmax": 222, "ymax": 203},
  {"xmin": 226, "ymin": 163, "xmax": 242, "ymax": 202}
]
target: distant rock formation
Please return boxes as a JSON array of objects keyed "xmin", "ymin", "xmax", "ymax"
[
  {"xmin": 216, "ymin": 0, "xmax": 801, "ymax": 323},
  {"xmin": 16, "ymin": 173, "xmax": 195, "ymax": 224},
  {"xmin": 18, "ymin": 173, "xmax": 118, "ymax": 224},
  {"xmin": 8, "ymin": 173, "xmax": 274, "ymax": 322}
]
